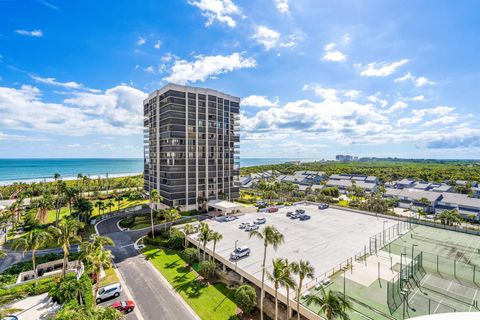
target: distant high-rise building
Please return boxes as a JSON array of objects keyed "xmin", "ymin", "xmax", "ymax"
[
  {"xmin": 143, "ymin": 83, "xmax": 240, "ymax": 209},
  {"xmin": 335, "ymin": 154, "xmax": 358, "ymax": 161}
]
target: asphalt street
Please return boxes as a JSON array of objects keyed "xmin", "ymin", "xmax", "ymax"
[{"xmin": 96, "ymin": 215, "xmax": 198, "ymax": 320}]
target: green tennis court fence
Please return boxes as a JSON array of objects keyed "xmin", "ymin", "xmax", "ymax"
[
  {"xmin": 369, "ymin": 221, "xmax": 411, "ymax": 255},
  {"xmin": 410, "ymin": 233, "xmax": 480, "ymax": 255}
]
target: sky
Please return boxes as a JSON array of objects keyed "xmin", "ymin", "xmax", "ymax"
[{"xmin": 0, "ymin": 0, "xmax": 480, "ymax": 159}]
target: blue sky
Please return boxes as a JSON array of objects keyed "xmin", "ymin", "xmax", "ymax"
[{"xmin": 1, "ymin": 0, "xmax": 480, "ymax": 159}]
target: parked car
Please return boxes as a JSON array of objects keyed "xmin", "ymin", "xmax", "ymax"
[
  {"xmin": 230, "ymin": 246, "xmax": 251, "ymax": 260},
  {"xmin": 245, "ymin": 224, "xmax": 259, "ymax": 231},
  {"xmin": 239, "ymin": 222, "xmax": 249, "ymax": 229},
  {"xmin": 1, "ymin": 316, "xmax": 18, "ymax": 320},
  {"xmin": 96, "ymin": 283, "xmax": 122, "ymax": 304},
  {"xmin": 299, "ymin": 214, "xmax": 311, "ymax": 221},
  {"xmin": 267, "ymin": 207, "xmax": 279, "ymax": 213},
  {"xmin": 256, "ymin": 201, "xmax": 267, "ymax": 207},
  {"xmin": 290, "ymin": 212, "xmax": 301, "ymax": 219},
  {"xmin": 254, "ymin": 217, "xmax": 266, "ymax": 224},
  {"xmin": 225, "ymin": 216, "xmax": 236, "ymax": 222},
  {"xmin": 286, "ymin": 211, "xmax": 293, "ymax": 217},
  {"xmin": 110, "ymin": 300, "xmax": 135, "ymax": 314},
  {"xmin": 295, "ymin": 209, "xmax": 305, "ymax": 214},
  {"xmin": 318, "ymin": 203, "xmax": 329, "ymax": 209}
]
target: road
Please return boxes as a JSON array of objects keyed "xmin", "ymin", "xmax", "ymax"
[{"xmin": 96, "ymin": 215, "xmax": 199, "ymax": 320}]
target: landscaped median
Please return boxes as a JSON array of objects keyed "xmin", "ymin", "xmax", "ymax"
[{"xmin": 142, "ymin": 245, "xmax": 240, "ymax": 320}]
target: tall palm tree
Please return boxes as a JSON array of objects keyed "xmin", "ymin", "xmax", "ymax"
[
  {"xmin": 76, "ymin": 173, "xmax": 83, "ymax": 191},
  {"xmin": 281, "ymin": 259, "xmax": 297, "ymax": 320},
  {"xmin": 84, "ymin": 248, "xmax": 114, "ymax": 305},
  {"xmin": 81, "ymin": 235, "xmax": 114, "ymax": 256},
  {"xmin": 164, "ymin": 208, "xmax": 181, "ymax": 236},
  {"xmin": 183, "ymin": 223, "xmax": 195, "ymax": 248},
  {"xmin": 106, "ymin": 200, "xmax": 114, "ymax": 215},
  {"xmin": 267, "ymin": 258, "xmax": 288, "ymax": 320},
  {"xmin": 249, "ymin": 225, "xmax": 284, "ymax": 320},
  {"xmin": 304, "ymin": 286, "xmax": 352, "ymax": 320},
  {"xmin": 209, "ymin": 231, "xmax": 222, "ymax": 262},
  {"xmin": 64, "ymin": 187, "xmax": 79, "ymax": 216},
  {"xmin": 95, "ymin": 201, "xmax": 105, "ymax": 216},
  {"xmin": 49, "ymin": 218, "xmax": 84, "ymax": 277},
  {"xmin": 149, "ymin": 189, "xmax": 160, "ymax": 238},
  {"xmin": 199, "ymin": 222, "xmax": 211, "ymax": 260},
  {"xmin": 114, "ymin": 194, "xmax": 123, "ymax": 211},
  {"xmin": 291, "ymin": 260, "xmax": 315, "ymax": 320},
  {"xmin": 34, "ymin": 193, "xmax": 54, "ymax": 224},
  {"xmin": 12, "ymin": 230, "xmax": 51, "ymax": 278},
  {"xmin": 0, "ymin": 208, "xmax": 12, "ymax": 243}
]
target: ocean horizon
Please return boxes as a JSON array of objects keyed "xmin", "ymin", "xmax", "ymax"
[{"xmin": 0, "ymin": 157, "xmax": 318, "ymax": 185}]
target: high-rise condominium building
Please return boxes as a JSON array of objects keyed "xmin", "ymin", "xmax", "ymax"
[{"xmin": 143, "ymin": 83, "xmax": 240, "ymax": 209}]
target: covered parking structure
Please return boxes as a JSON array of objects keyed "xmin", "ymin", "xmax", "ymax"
[{"xmin": 207, "ymin": 200, "xmax": 243, "ymax": 216}]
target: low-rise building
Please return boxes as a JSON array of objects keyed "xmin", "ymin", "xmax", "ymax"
[{"xmin": 326, "ymin": 174, "xmax": 378, "ymax": 193}]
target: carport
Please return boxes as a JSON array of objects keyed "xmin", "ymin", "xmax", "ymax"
[{"xmin": 207, "ymin": 200, "xmax": 243, "ymax": 216}]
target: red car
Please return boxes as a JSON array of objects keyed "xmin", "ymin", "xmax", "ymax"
[{"xmin": 110, "ymin": 300, "xmax": 135, "ymax": 313}]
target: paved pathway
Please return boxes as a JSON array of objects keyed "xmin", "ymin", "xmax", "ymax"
[{"xmin": 96, "ymin": 216, "xmax": 199, "ymax": 320}]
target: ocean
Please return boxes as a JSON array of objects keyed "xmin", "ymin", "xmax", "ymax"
[{"xmin": 0, "ymin": 158, "xmax": 318, "ymax": 185}]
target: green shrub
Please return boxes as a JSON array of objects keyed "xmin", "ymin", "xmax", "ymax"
[
  {"xmin": 0, "ymin": 277, "xmax": 56, "ymax": 305},
  {"xmin": 198, "ymin": 260, "xmax": 216, "ymax": 280},
  {"xmin": 119, "ymin": 216, "xmax": 135, "ymax": 228},
  {"xmin": 167, "ymin": 231, "xmax": 184, "ymax": 250},
  {"xmin": 49, "ymin": 274, "xmax": 93, "ymax": 307},
  {"xmin": 182, "ymin": 248, "xmax": 199, "ymax": 265},
  {"xmin": 235, "ymin": 284, "xmax": 257, "ymax": 315}
]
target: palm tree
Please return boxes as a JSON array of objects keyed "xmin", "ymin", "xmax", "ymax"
[
  {"xmin": 76, "ymin": 173, "xmax": 83, "ymax": 191},
  {"xmin": 209, "ymin": 231, "xmax": 223, "ymax": 262},
  {"xmin": 114, "ymin": 194, "xmax": 123, "ymax": 211},
  {"xmin": 54, "ymin": 180, "xmax": 66, "ymax": 227},
  {"xmin": 281, "ymin": 259, "xmax": 297, "ymax": 320},
  {"xmin": 0, "ymin": 208, "xmax": 12, "ymax": 243},
  {"xmin": 95, "ymin": 201, "xmax": 105, "ymax": 216},
  {"xmin": 84, "ymin": 249, "xmax": 114, "ymax": 305},
  {"xmin": 34, "ymin": 193, "xmax": 54, "ymax": 223},
  {"xmin": 164, "ymin": 208, "xmax": 181, "ymax": 236},
  {"xmin": 12, "ymin": 230, "xmax": 51, "ymax": 279},
  {"xmin": 197, "ymin": 196, "xmax": 207, "ymax": 212},
  {"xmin": 304, "ymin": 286, "xmax": 352, "ymax": 320},
  {"xmin": 291, "ymin": 260, "xmax": 315, "ymax": 320},
  {"xmin": 183, "ymin": 223, "xmax": 195, "ymax": 248},
  {"xmin": 149, "ymin": 189, "xmax": 160, "ymax": 238},
  {"xmin": 74, "ymin": 198, "xmax": 94, "ymax": 224},
  {"xmin": 106, "ymin": 200, "xmax": 114, "ymax": 215},
  {"xmin": 81, "ymin": 235, "xmax": 114, "ymax": 256},
  {"xmin": 249, "ymin": 225, "xmax": 284, "ymax": 320},
  {"xmin": 49, "ymin": 218, "xmax": 84, "ymax": 277},
  {"xmin": 199, "ymin": 222, "xmax": 211, "ymax": 260},
  {"xmin": 267, "ymin": 258, "xmax": 288, "ymax": 320}
]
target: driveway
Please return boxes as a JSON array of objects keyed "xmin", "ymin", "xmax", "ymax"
[{"xmin": 96, "ymin": 216, "xmax": 198, "ymax": 320}]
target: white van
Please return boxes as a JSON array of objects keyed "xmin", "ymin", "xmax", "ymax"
[{"xmin": 96, "ymin": 283, "xmax": 122, "ymax": 303}]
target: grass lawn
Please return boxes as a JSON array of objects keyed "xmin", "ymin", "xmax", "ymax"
[
  {"xmin": 338, "ymin": 200, "xmax": 349, "ymax": 207},
  {"xmin": 99, "ymin": 266, "xmax": 120, "ymax": 287},
  {"xmin": 125, "ymin": 216, "xmax": 165, "ymax": 230},
  {"xmin": 143, "ymin": 246, "xmax": 239, "ymax": 320}
]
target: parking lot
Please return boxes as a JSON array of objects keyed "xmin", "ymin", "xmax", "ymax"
[
  {"xmin": 97, "ymin": 283, "xmax": 137, "ymax": 319},
  {"xmin": 191, "ymin": 203, "xmax": 398, "ymax": 295}
]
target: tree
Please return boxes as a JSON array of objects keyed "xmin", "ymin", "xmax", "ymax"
[
  {"xmin": 267, "ymin": 258, "xmax": 288, "ymax": 320},
  {"xmin": 53, "ymin": 304, "xmax": 125, "ymax": 320},
  {"xmin": 209, "ymin": 231, "xmax": 223, "ymax": 262},
  {"xmin": 197, "ymin": 196, "xmax": 207, "ymax": 212},
  {"xmin": 235, "ymin": 284, "xmax": 257, "ymax": 315},
  {"xmin": 54, "ymin": 180, "xmax": 67, "ymax": 227},
  {"xmin": 114, "ymin": 194, "xmax": 124, "ymax": 211},
  {"xmin": 291, "ymin": 260, "xmax": 315, "ymax": 320},
  {"xmin": 198, "ymin": 260, "xmax": 216, "ymax": 280},
  {"xmin": 183, "ymin": 247, "xmax": 198, "ymax": 266},
  {"xmin": 65, "ymin": 187, "xmax": 79, "ymax": 216},
  {"xmin": 304, "ymin": 286, "xmax": 352, "ymax": 320},
  {"xmin": 164, "ymin": 208, "xmax": 181, "ymax": 236},
  {"xmin": 249, "ymin": 225, "xmax": 284, "ymax": 320},
  {"xmin": 0, "ymin": 208, "xmax": 12, "ymax": 243},
  {"xmin": 438, "ymin": 209, "xmax": 463, "ymax": 226},
  {"xmin": 85, "ymin": 248, "xmax": 114, "ymax": 305},
  {"xmin": 74, "ymin": 198, "xmax": 94, "ymax": 224},
  {"xmin": 199, "ymin": 222, "xmax": 211, "ymax": 261},
  {"xmin": 106, "ymin": 200, "xmax": 114, "ymax": 215},
  {"xmin": 149, "ymin": 189, "xmax": 160, "ymax": 239},
  {"xmin": 49, "ymin": 218, "xmax": 84, "ymax": 277},
  {"xmin": 32, "ymin": 193, "xmax": 54, "ymax": 224},
  {"xmin": 95, "ymin": 201, "xmax": 106, "ymax": 216},
  {"xmin": 280, "ymin": 259, "xmax": 296, "ymax": 320},
  {"xmin": 12, "ymin": 229, "xmax": 51, "ymax": 279},
  {"xmin": 183, "ymin": 223, "xmax": 195, "ymax": 248}
]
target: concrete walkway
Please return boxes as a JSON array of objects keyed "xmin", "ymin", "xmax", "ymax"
[{"xmin": 8, "ymin": 293, "xmax": 61, "ymax": 320}]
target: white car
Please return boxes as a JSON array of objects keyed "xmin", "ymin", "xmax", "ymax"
[
  {"xmin": 254, "ymin": 217, "xmax": 266, "ymax": 225},
  {"xmin": 96, "ymin": 283, "xmax": 122, "ymax": 304},
  {"xmin": 230, "ymin": 246, "xmax": 251, "ymax": 260},
  {"xmin": 245, "ymin": 224, "xmax": 259, "ymax": 231},
  {"xmin": 225, "ymin": 216, "xmax": 236, "ymax": 222},
  {"xmin": 238, "ymin": 222, "xmax": 249, "ymax": 229}
]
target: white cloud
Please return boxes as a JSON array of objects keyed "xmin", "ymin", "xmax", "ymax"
[
  {"xmin": 322, "ymin": 42, "xmax": 347, "ymax": 62},
  {"xmin": 242, "ymin": 95, "xmax": 279, "ymax": 108},
  {"xmin": 322, "ymin": 50, "xmax": 347, "ymax": 62},
  {"xmin": 136, "ymin": 37, "xmax": 146, "ymax": 45},
  {"xmin": 423, "ymin": 115, "xmax": 458, "ymax": 127},
  {"xmin": 360, "ymin": 59, "xmax": 409, "ymax": 77},
  {"xmin": 385, "ymin": 101, "xmax": 408, "ymax": 113},
  {"xmin": 367, "ymin": 94, "xmax": 388, "ymax": 108},
  {"xmin": 303, "ymin": 84, "xmax": 338, "ymax": 101},
  {"xmin": 275, "ymin": 0, "xmax": 289, "ymax": 13},
  {"xmin": 397, "ymin": 106, "xmax": 454, "ymax": 126},
  {"xmin": 188, "ymin": 0, "xmax": 241, "ymax": 28},
  {"xmin": 253, "ymin": 26, "xmax": 280, "ymax": 50},
  {"xmin": 154, "ymin": 40, "xmax": 161, "ymax": 49},
  {"xmin": 344, "ymin": 90, "xmax": 361, "ymax": 100},
  {"xmin": 15, "ymin": 29, "xmax": 43, "ymax": 37},
  {"xmin": 164, "ymin": 52, "xmax": 256, "ymax": 84},
  {"xmin": 415, "ymin": 76, "xmax": 435, "ymax": 87},
  {"xmin": 144, "ymin": 66, "xmax": 155, "ymax": 73},
  {"xmin": 30, "ymin": 75, "xmax": 82, "ymax": 89},
  {"xmin": 412, "ymin": 95, "xmax": 426, "ymax": 102},
  {"xmin": 279, "ymin": 33, "xmax": 303, "ymax": 48},
  {"xmin": 395, "ymin": 73, "xmax": 435, "ymax": 87},
  {"xmin": 0, "ymin": 84, "xmax": 146, "ymax": 137}
]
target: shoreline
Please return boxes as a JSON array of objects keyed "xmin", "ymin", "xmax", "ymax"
[{"xmin": 0, "ymin": 172, "xmax": 143, "ymax": 187}]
